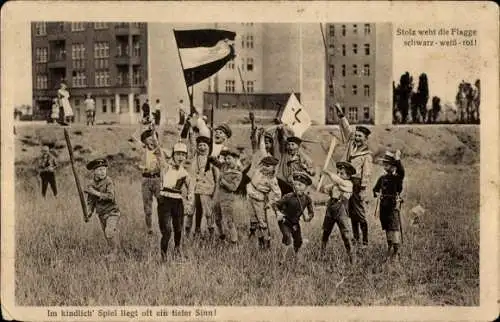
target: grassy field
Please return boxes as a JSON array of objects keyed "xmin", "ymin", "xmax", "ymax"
[{"xmin": 14, "ymin": 124, "xmax": 479, "ymax": 306}]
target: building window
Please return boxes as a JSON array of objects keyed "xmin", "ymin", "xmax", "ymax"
[
  {"xmin": 329, "ymin": 25, "xmax": 335, "ymax": 37},
  {"xmin": 364, "ymin": 24, "xmax": 371, "ymax": 35},
  {"xmin": 352, "ymin": 64, "xmax": 358, "ymax": 75},
  {"xmin": 246, "ymin": 81, "xmax": 254, "ymax": 93},
  {"xmin": 72, "ymin": 59, "xmax": 85, "ymax": 70},
  {"xmin": 56, "ymin": 22, "xmax": 65, "ymax": 33},
  {"xmin": 246, "ymin": 35, "xmax": 254, "ymax": 49},
  {"xmin": 353, "ymin": 44, "xmax": 358, "ymax": 54},
  {"xmin": 35, "ymin": 48, "xmax": 48, "ymax": 63},
  {"xmin": 95, "ymin": 70, "xmax": 110, "ymax": 87},
  {"xmin": 71, "ymin": 22, "xmax": 85, "ymax": 32},
  {"xmin": 72, "ymin": 71, "xmax": 87, "ymax": 87},
  {"xmin": 94, "ymin": 42, "xmax": 110, "ymax": 58},
  {"xmin": 329, "ymin": 64, "xmax": 335, "ymax": 77},
  {"xmin": 364, "ymin": 43, "xmax": 370, "ymax": 55},
  {"xmin": 71, "ymin": 43, "xmax": 85, "ymax": 60},
  {"xmin": 341, "ymin": 107, "xmax": 346, "ymax": 115},
  {"xmin": 246, "ymin": 58, "xmax": 254, "ymax": 71},
  {"xmin": 34, "ymin": 22, "xmax": 46, "ymax": 36},
  {"xmin": 102, "ymin": 98, "xmax": 107, "ymax": 113},
  {"xmin": 364, "ymin": 85, "xmax": 370, "ymax": 96},
  {"xmin": 225, "ymin": 80, "xmax": 235, "ymax": 93},
  {"xmin": 363, "ymin": 64, "xmax": 370, "ymax": 76},
  {"xmin": 35, "ymin": 74, "xmax": 48, "ymax": 89},
  {"xmin": 342, "ymin": 64, "xmax": 346, "ymax": 77},
  {"xmin": 352, "ymin": 85, "xmax": 358, "ymax": 95},
  {"xmin": 241, "ymin": 34, "xmax": 245, "ymax": 48},
  {"xmin": 341, "ymin": 24, "xmax": 346, "ymax": 36},
  {"xmin": 363, "ymin": 106, "xmax": 370, "ymax": 120},
  {"xmin": 94, "ymin": 59, "xmax": 109, "ymax": 70},
  {"xmin": 342, "ymin": 44, "xmax": 346, "ymax": 56},
  {"xmin": 353, "ymin": 24, "xmax": 358, "ymax": 34},
  {"xmin": 227, "ymin": 61, "xmax": 234, "ymax": 70},
  {"xmin": 134, "ymin": 99, "xmax": 140, "ymax": 113},
  {"xmin": 348, "ymin": 107, "xmax": 358, "ymax": 122},
  {"xmin": 133, "ymin": 41, "xmax": 141, "ymax": 56},
  {"xmin": 133, "ymin": 67, "xmax": 142, "ymax": 86},
  {"xmin": 94, "ymin": 22, "xmax": 108, "ymax": 30}
]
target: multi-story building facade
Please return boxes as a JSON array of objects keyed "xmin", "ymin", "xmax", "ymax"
[
  {"xmin": 325, "ymin": 23, "xmax": 393, "ymax": 125},
  {"xmin": 31, "ymin": 22, "xmax": 148, "ymax": 123}
]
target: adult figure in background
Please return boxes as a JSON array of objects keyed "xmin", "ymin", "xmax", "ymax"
[
  {"xmin": 142, "ymin": 99, "xmax": 151, "ymax": 123},
  {"xmin": 57, "ymin": 83, "xmax": 73, "ymax": 125},
  {"xmin": 154, "ymin": 99, "xmax": 162, "ymax": 126},
  {"xmin": 335, "ymin": 103, "xmax": 372, "ymax": 248},
  {"xmin": 84, "ymin": 93, "xmax": 96, "ymax": 126}
]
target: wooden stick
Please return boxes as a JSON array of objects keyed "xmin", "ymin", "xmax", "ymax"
[
  {"xmin": 316, "ymin": 136, "xmax": 337, "ymax": 192},
  {"xmin": 63, "ymin": 129, "xmax": 89, "ymax": 222}
]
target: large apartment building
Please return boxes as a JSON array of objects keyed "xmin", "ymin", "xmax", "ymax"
[
  {"xmin": 31, "ymin": 22, "xmax": 148, "ymax": 123},
  {"xmin": 325, "ymin": 23, "xmax": 393, "ymax": 125}
]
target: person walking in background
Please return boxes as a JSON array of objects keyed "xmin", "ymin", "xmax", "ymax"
[
  {"xmin": 373, "ymin": 150, "xmax": 405, "ymax": 263},
  {"xmin": 57, "ymin": 82, "xmax": 73, "ymax": 125},
  {"xmin": 37, "ymin": 144, "xmax": 58, "ymax": 197},
  {"xmin": 154, "ymin": 99, "xmax": 162, "ymax": 126},
  {"xmin": 84, "ymin": 93, "xmax": 96, "ymax": 126},
  {"xmin": 335, "ymin": 103, "xmax": 373, "ymax": 248},
  {"xmin": 142, "ymin": 99, "xmax": 151, "ymax": 123}
]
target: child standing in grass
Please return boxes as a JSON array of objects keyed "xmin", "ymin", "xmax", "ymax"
[
  {"xmin": 216, "ymin": 147, "xmax": 243, "ymax": 244},
  {"xmin": 272, "ymin": 172, "xmax": 315, "ymax": 263},
  {"xmin": 37, "ymin": 144, "xmax": 58, "ymax": 198},
  {"xmin": 319, "ymin": 161, "xmax": 357, "ymax": 264},
  {"xmin": 84, "ymin": 158, "xmax": 121, "ymax": 260},
  {"xmin": 373, "ymin": 150, "xmax": 405, "ymax": 262},
  {"xmin": 246, "ymin": 156, "xmax": 282, "ymax": 249}
]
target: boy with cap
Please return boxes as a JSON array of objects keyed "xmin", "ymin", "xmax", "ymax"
[
  {"xmin": 37, "ymin": 144, "xmax": 58, "ymax": 197},
  {"xmin": 319, "ymin": 161, "xmax": 357, "ymax": 264},
  {"xmin": 335, "ymin": 103, "xmax": 373, "ymax": 247},
  {"xmin": 130, "ymin": 127, "xmax": 163, "ymax": 234},
  {"xmin": 156, "ymin": 141, "xmax": 194, "ymax": 261},
  {"xmin": 276, "ymin": 135, "xmax": 316, "ymax": 195},
  {"xmin": 373, "ymin": 150, "xmax": 405, "ymax": 262},
  {"xmin": 211, "ymin": 123, "xmax": 232, "ymax": 159},
  {"xmin": 186, "ymin": 135, "xmax": 220, "ymax": 237},
  {"xmin": 272, "ymin": 172, "xmax": 315, "ymax": 262},
  {"xmin": 85, "ymin": 158, "xmax": 121, "ymax": 259},
  {"xmin": 215, "ymin": 147, "xmax": 243, "ymax": 243},
  {"xmin": 246, "ymin": 156, "xmax": 282, "ymax": 248}
]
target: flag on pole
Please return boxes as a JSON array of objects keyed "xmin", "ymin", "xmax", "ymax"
[
  {"xmin": 280, "ymin": 93, "xmax": 312, "ymax": 138},
  {"xmin": 173, "ymin": 29, "xmax": 236, "ymax": 87}
]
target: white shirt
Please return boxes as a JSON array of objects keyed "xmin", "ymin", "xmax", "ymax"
[{"xmin": 155, "ymin": 103, "xmax": 162, "ymax": 112}]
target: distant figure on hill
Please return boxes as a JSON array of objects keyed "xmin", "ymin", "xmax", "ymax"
[
  {"xmin": 84, "ymin": 93, "xmax": 96, "ymax": 126},
  {"xmin": 142, "ymin": 99, "xmax": 151, "ymax": 123},
  {"xmin": 154, "ymin": 99, "xmax": 162, "ymax": 126}
]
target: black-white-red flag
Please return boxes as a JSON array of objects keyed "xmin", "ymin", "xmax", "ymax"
[{"xmin": 173, "ymin": 29, "xmax": 236, "ymax": 87}]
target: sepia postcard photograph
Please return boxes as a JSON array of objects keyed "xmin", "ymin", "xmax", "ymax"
[{"xmin": 1, "ymin": 1, "xmax": 498, "ymax": 321}]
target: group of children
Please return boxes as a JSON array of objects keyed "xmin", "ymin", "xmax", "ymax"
[{"xmin": 40, "ymin": 108, "xmax": 406, "ymax": 265}]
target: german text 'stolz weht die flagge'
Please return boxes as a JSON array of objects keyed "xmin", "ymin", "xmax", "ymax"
[{"xmin": 173, "ymin": 29, "xmax": 236, "ymax": 89}]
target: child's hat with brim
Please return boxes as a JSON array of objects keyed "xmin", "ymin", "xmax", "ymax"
[
  {"xmin": 336, "ymin": 161, "xmax": 356, "ymax": 176},
  {"xmin": 292, "ymin": 171, "xmax": 312, "ymax": 186}
]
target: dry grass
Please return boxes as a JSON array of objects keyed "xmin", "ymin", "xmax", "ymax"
[{"xmin": 14, "ymin": 125, "xmax": 479, "ymax": 306}]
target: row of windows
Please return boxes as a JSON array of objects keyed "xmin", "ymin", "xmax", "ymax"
[
  {"xmin": 35, "ymin": 48, "xmax": 48, "ymax": 63},
  {"xmin": 223, "ymin": 80, "xmax": 255, "ymax": 93},
  {"xmin": 337, "ymin": 106, "xmax": 371, "ymax": 122},
  {"xmin": 329, "ymin": 24, "xmax": 371, "ymax": 37},
  {"xmin": 330, "ymin": 64, "xmax": 371, "ymax": 77},
  {"xmin": 241, "ymin": 35, "xmax": 254, "ymax": 49},
  {"xmin": 329, "ymin": 43, "xmax": 371, "ymax": 56},
  {"xmin": 333, "ymin": 84, "xmax": 371, "ymax": 96},
  {"xmin": 37, "ymin": 42, "xmax": 141, "ymax": 62},
  {"xmin": 34, "ymin": 70, "xmax": 143, "ymax": 89},
  {"xmin": 226, "ymin": 58, "xmax": 254, "ymax": 71},
  {"xmin": 34, "ymin": 22, "xmax": 141, "ymax": 35}
]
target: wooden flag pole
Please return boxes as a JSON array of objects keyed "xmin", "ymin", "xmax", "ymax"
[
  {"xmin": 237, "ymin": 66, "xmax": 257, "ymax": 152},
  {"xmin": 316, "ymin": 136, "xmax": 337, "ymax": 192},
  {"xmin": 64, "ymin": 129, "xmax": 89, "ymax": 222}
]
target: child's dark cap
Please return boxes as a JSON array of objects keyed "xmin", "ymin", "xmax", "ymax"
[{"xmin": 87, "ymin": 158, "xmax": 108, "ymax": 170}]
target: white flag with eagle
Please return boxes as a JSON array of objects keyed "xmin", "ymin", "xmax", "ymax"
[{"xmin": 280, "ymin": 93, "xmax": 312, "ymax": 138}]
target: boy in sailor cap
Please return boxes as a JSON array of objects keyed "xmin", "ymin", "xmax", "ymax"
[
  {"xmin": 246, "ymin": 156, "xmax": 282, "ymax": 248},
  {"xmin": 373, "ymin": 150, "xmax": 405, "ymax": 262},
  {"xmin": 156, "ymin": 141, "xmax": 194, "ymax": 261},
  {"xmin": 85, "ymin": 158, "xmax": 121, "ymax": 260},
  {"xmin": 272, "ymin": 172, "xmax": 315, "ymax": 263},
  {"xmin": 335, "ymin": 103, "xmax": 373, "ymax": 248},
  {"xmin": 215, "ymin": 147, "xmax": 243, "ymax": 243},
  {"xmin": 186, "ymin": 135, "xmax": 220, "ymax": 237},
  {"xmin": 320, "ymin": 161, "xmax": 356, "ymax": 263}
]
